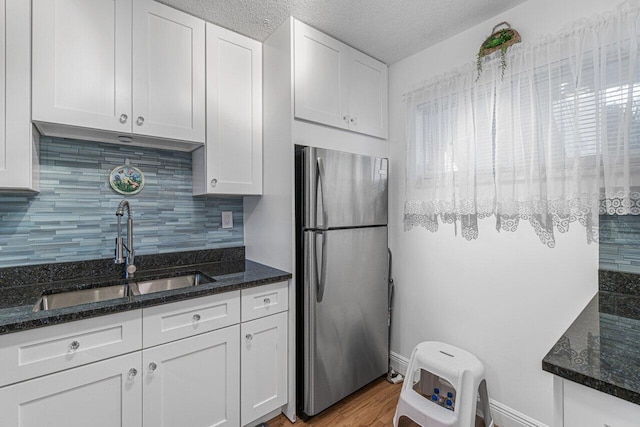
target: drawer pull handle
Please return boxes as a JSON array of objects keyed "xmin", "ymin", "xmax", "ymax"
[
  {"xmin": 128, "ymin": 368, "xmax": 138, "ymax": 378},
  {"xmin": 69, "ymin": 340, "xmax": 80, "ymax": 351},
  {"xmin": 246, "ymin": 333, "xmax": 253, "ymax": 342},
  {"xmin": 193, "ymin": 314, "xmax": 201, "ymax": 322},
  {"xmin": 264, "ymin": 297, "xmax": 271, "ymax": 307},
  {"xmin": 149, "ymin": 362, "xmax": 157, "ymax": 372}
]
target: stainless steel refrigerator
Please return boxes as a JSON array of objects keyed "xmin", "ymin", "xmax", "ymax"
[{"xmin": 295, "ymin": 146, "xmax": 389, "ymax": 417}]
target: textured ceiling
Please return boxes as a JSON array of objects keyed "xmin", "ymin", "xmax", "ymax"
[{"xmin": 158, "ymin": 0, "xmax": 526, "ymax": 64}]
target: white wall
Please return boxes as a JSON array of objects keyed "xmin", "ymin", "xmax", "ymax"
[{"xmin": 388, "ymin": 0, "xmax": 615, "ymax": 425}]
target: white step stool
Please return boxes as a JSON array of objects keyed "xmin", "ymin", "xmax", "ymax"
[{"xmin": 393, "ymin": 341, "xmax": 493, "ymax": 427}]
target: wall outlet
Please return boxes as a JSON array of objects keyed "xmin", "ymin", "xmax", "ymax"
[{"xmin": 221, "ymin": 211, "xmax": 233, "ymax": 229}]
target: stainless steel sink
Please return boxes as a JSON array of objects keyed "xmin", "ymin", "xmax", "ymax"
[
  {"xmin": 32, "ymin": 273, "xmax": 214, "ymax": 311},
  {"xmin": 129, "ymin": 273, "xmax": 213, "ymax": 296},
  {"xmin": 33, "ymin": 284, "xmax": 130, "ymax": 312}
]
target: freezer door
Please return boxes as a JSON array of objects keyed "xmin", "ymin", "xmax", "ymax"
[
  {"xmin": 303, "ymin": 226, "xmax": 388, "ymax": 416},
  {"xmin": 304, "ymin": 147, "xmax": 388, "ymax": 229}
]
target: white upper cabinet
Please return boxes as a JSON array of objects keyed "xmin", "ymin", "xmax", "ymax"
[
  {"xmin": 294, "ymin": 20, "xmax": 388, "ymax": 139},
  {"xmin": 294, "ymin": 20, "xmax": 349, "ymax": 130},
  {"xmin": 32, "ymin": 0, "xmax": 205, "ymax": 148},
  {"xmin": 0, "ymin": 0, "xmax": 38, "ymax": 192},
  {"xmin": 347, "ymin": 49, "xmax": 388, "ymax": 138},
  {"xmin": 32, "ymin": 0, "xmax": 132, "ymax": 134},
  {"xmin": 192, "ymin": 23, "xmax": 262, "ymax": 196},
  {"xmin": 133, "ymin": 0, "xmax": 205, "ymax": 143}
]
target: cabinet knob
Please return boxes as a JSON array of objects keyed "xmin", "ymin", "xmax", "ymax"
[
  {"xmin": 210, "ymin": 178, "xmax": 217, "ymax": 187},
  {"xmin": 149, "ymin": 362, "xmax": 157, "ymax": 372},
  {"xmin": 136, "ymin": 116, "xmax": 145, "ymax": 126},
  {"xmin": 128, "ymin": 368, "xmax": 138, "ymax": 378},
  {"xmin": 264, "ymin": 297, "xmax": 271, "ymax": 307},
  {"xmin": 245, "ymin": 333, "xmax": 253, "ymax": 342},
  {"xmin": 350, "ymin": 116, "xmax": 358, "ymax": 125},
  {"xmin": 343, "ymin": 115, "xmax": 350, "ymax": 123},
  {"xmin": 193, "ymin": 314, "xmax": 201, "ymax": 322},
  {"xmin": 119, "ymin": 114, "xmax": 128, "ymax": 124},
  {"xmin": 69, "ymin": 340, "xmax": 80, "ymax": 351}
]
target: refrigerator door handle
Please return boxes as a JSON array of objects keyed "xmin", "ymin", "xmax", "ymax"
[
  {"xmin": 315, "ymin": 231, "xmax": 327, "ymax": 303},
  {"xmin": 317, "ymin": 157, "xmax": 328, "ymax": 229}
]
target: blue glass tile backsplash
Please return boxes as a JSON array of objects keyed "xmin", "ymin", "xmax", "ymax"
[
  {"xmin": 0, "ymin": 137, "xmax": 243, "ymax": 268},
  {"xmin": 600, "ymin": 215, "xmax": 640, "ymax": 274}
]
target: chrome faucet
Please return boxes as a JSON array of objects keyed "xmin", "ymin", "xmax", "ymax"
[{"xmin": 114, "ymin": 200, "xmax": 137, "ymax": 279}]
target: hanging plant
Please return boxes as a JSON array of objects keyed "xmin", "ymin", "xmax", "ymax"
[{"xmin": 476, "ymin": 22, "xmax": 521, "ymax": 81}]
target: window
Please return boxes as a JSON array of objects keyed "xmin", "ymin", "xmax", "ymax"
[{"xmin": 404, "ymin": 2, "xmax": 640, "ymax": 246}]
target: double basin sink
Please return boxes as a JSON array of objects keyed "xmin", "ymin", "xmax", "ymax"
[{"xmin": 33, "ymin": 273, "xmax": 214, "ymax": 312}]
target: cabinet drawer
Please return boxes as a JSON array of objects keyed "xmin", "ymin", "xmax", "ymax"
[
  {"xmin": 142, "ymin": 291, "xmax": 240, "ymax": 347},
  {"xmin": 0, "ymin": 310, "xmax": 142, "ymax": 387},
  {"xmin": 241, "ymin": 281, "xmax": 288, "ymax": 322}
]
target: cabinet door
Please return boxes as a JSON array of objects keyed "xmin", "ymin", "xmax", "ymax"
[
  {"xmin": 32, "ymin": 0, "xmax": 132, "ymax": 133},
  {"xmin": 0, "ymin": 352, "xmax": 142, "ymax": 427},
  {"xmin": 0, "ymin": 0, "xmax": 37, "ymax": 191},
  {"xmin": 133, "ymin": 0, "xmax": 205, "ymax": 143},
  {"xmin": 564, "ymin": 380, "xmax": 640, "ymax": 427},
  {"xmin": 143, "ymin": 325, "xmax": 240, "ymax": 427},
  {"xmin": 241, "ymin": 312, "xmax": 288, "ymax": 425},
  {"xmin": 197, "ymin": 23, "xmax": 262, "ymax": 195},
  {"xmin": 294, "ymin": 20, "xmax": 349, "ymax": 130},
  {"xmin": 347, "ymin": 50, "xmax": 388, "ymax": 139}
]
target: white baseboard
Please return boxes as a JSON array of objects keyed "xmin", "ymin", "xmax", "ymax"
[
  {"xmin": 390, "ymin": 351, "xmax": 549, "ymax": 427},
  {"xmin": 488, "ymin": 399, "xmax": 549, "ymax": 427},
  {"xmin": 390, "ymin": 351, "xmax": 410, "ymax": 374}
]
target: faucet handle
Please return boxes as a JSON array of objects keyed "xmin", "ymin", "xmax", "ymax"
[{"xmin": 126, "ymin": 264, "xmax": 137, "ymax": 276}]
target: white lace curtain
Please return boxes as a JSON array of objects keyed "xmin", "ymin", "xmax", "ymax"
[{"xmin": 404, "ymin": 0, "xmax": 640, "ymax": 247}]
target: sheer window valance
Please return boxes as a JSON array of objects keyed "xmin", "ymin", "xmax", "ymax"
[{"xmin": 404, "ymin": 0, "xmax": 640, "ymax": 247}]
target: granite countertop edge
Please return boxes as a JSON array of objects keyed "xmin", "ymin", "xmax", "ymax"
[
  {"xmin": 0, "ymin": 259, "xmax": 292, "ymax": 336},
  {"xmin": 542, "ymin": 360, "xmax": 640, "ymax": 405},
  {"xmin": 542, "ymin": 286, "xmax": 640, "ymax": 406}
]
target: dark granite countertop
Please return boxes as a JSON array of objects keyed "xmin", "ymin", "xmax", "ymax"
[
  {"xmin": 0, "ymin": 247, "xmax": 291, "ymax": 335},
  {"xmin": 542, "ymin": 271, "xmax": 640, "ymax": 405}
]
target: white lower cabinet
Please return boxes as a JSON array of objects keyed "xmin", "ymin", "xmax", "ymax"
[
  {"xmin": 0, "ymin": 352, "xmax": 142, "ymax": 427},
  {"xmin": 142, "ymin": 325, "xmax": 240, "ymax": 427},
  {"xmin": 563, "ymin": 380, "xmax": 640, "ymax": 427},
  {"xmin": 0, "ymin": 282, "xmax": 289, "ymax": 427},
  {"xmin": 241, "ymin": 311, "xmax": 288, "ymax": 425}
]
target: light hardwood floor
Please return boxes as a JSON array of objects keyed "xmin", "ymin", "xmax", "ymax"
[{"xmin": 267, "ymin": 378, "xmax": 491, "ymax": 427}]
